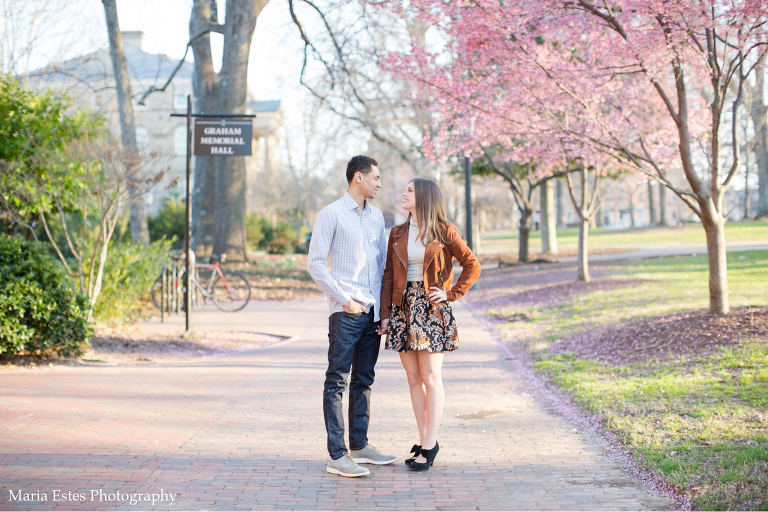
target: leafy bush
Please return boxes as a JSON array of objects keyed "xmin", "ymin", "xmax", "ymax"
[
  {"xmin": 148, "ymin": 199, "xmax": 185, "ymax": 248},
  {"xmin": 246, "ymin": 214, "xmax": 297, "ymax": 254},
  {"xmin": 267, "ymin": 231, "xmax": 294, "ymax": 254},
  {"xmin": 246, "ymin": 213, "xmax": 265, "ymax": 251},
  {"xmin": 266, "ymin": 221, "xmax": 297, "ymax": 254},
  {"xmin": 93, "ymin": 238, "xmax": 173, "ymax": 323},
  {"xmin": 0, "ymin": 235, "xmax": 90, "ymax": 357}
]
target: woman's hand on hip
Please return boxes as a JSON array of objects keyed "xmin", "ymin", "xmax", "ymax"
[
  {"xmin": 428, "ymin": 286, "xmax": 447, "ymax": 304},
  {"xmin": 376, "ymin": 318, "xmax": 389, "ymax": 335}
]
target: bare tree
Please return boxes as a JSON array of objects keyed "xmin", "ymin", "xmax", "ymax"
[
  {"xmin": 287, "ymin": 0, "xmax": 454, "ymax": 225},
  {"xmin": 658, "ymin": 182, "xmax": 669, "ymax": 226},
  {"xmin": 0, "ymin": 0, "xmax": 87, "ymax": 78},
  {"xmin": 30, "ymin": 133, "xmax": 168, "ymax": 320},
  {"xmin": 102, "ymin": 0, "xmax": 148, "ymax": 244},
  {"xmin": 479, "ymin": 149, "xmax": 572, "ymax": 262},
  {"xmin": 647, "ymin": 181, "xmax": 657, "ymax": 225}
]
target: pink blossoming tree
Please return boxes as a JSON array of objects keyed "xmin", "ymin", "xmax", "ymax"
[{"xmin": 383, "ymin": 0, "xmax": 768, "ymax": 314}]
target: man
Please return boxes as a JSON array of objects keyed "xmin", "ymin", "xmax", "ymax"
[{"xmin": 307, "ymin": 155, "xmax": 397, "ymax": 477}]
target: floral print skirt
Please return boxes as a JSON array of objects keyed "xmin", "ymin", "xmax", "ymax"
[{"xmin": 385, "ymin": 281, "xmax": 459, "ymax": 352}]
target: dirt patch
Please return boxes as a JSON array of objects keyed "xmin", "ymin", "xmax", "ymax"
[
  {"xmin": 0, "ymin": 327, "xmax": 288, "ymax": 369},
  {"xmin": 490, "ymin": 278, "xmax": 646, "ymax": 311},
  {"xmin": 551, "ymin": 306, "xmax": 768, "ymax": 365},
  {"xmin": 219, "ymin": 255, "xmax": 323, "ymax": 301},
  {"xmin": 468, "ymin": 260, "xmax": 632, "ymax": 312},
  {"xmin": 243, "ymin": 273, "xmax": 322, "ymax": 301}
]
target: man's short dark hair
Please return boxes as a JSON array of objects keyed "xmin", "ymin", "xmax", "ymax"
[{"xmin": 346, "ymin": 155, "xmax": 379, "ymax": 183}]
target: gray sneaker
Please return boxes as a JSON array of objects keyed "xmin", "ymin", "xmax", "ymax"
[
  {"xmin": 326, "ymin": 453, "xmax": 370, "ymax": 477},
  {"xmin": 349, "ymin": 444, "xmax": 398, "ymax": 465}
]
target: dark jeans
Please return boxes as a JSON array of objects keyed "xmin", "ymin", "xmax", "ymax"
[{"xmin": 323, "ymin": 309, "xmax": 381, "ymax": 460}]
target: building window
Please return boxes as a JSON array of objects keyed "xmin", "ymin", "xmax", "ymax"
[
  {"xmin": 92, "ymin": 91, "xmax": 104, "ymax": 109},
  {"xmin": 136, "ymin": 127, "xmax": 149, "ymax": 148},
  {"xmin": 173, "ymin": 91, "xmax": 187, "ymax": 110},
  {"xmin": 174, "ymin": 126, "xmax": 186, "ymax": 155}
]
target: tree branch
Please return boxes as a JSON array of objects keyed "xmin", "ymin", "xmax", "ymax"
[{"xmin": 39, "ymin": 210, "xmax": 75, "ymax": 277}]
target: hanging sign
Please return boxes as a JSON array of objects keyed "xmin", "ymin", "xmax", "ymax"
[{"xmin": 193, "ymin": 118, "xmax": 253, "ymax": 156}]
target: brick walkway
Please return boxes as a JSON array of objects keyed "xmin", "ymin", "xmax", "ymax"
[{"xmin": 0, "ymin": 299, "xmax": 672, "ymax": 510}]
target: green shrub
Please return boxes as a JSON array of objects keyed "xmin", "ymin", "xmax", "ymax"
[
  {"xmin": 267, "ymin": 231, "xmax": 293, "ymax": 254},
  {"xmin": 148, "ymin": 199, "xmax": 185, "ymax": 248},
  {"xmin": 265, "ymin": 220, "xmax": 297, "ymax": 254},
  {"xmin": 246, "ymin": 213, "xmax": 266, "ymax": 251},
  {"xmin": 93, "ymin": 238, "xmax": 173, "ymax": 323},
  {"xmin": 0, "ymin": 235, "xmax": 90, "ymax": 357},
  {"xmin": 246, "ymin": 214, "xmax": 297, "ymax": 254}
]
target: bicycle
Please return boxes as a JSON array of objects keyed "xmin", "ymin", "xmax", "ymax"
[{"xmin": 151, "ymin": 253, "xmax": 251, "ymax": 312}]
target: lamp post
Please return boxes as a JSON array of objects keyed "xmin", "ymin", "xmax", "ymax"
[
  {"xmin": 464, "ymin": 155, "xmax": 473, "ymax": 252},
  {"xmin": 463, "ymin": 116, "xmax": 477, "ymax": 252}
]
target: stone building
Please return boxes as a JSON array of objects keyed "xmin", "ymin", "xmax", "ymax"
[{"xmin": 28, "ymin": 31, "xmax": 282, "ymax": 217}]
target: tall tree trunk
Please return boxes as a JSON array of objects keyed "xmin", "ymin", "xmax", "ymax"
[
  {"xmin": 647, "ymin": 181, "xmax": 656, "ymax": 225},
  {"xmin": 701, "ymin": 203, "xmax": 729, "ymax": 314},
  {"xmin": 659, "ymin": 184, "xmax": 668, "ymax": 226},
  {"xmin": 556, "ymin": 178, "xmax": 565, "ymax": 228},
  {"xmin": 518, "ymin": 206, "xmax": 532, "ymax": 263},
  {"xmin": 565, "ymin": 165, "xmax": 600, "ymax": 283},
  {"xmin": 577, "ymin": 167, "xmax": 590, "ymax": 282},
  {"xmin": 189, "ymin": 0, "xmax": 267, "ymax": 261},
  {"xmin": 745, "ymin": 157, "xmax": 751, "ymax": 219},
  {"xmin": 102, "ymin": 0, "xmax": 148, "ymax": 244},
  {"xmin": 211, "ymin": 0, "xmax": 266, "ymax": 261},
  {"xmin": 189, "ymin": 0, "xmax": 220, "ymax": 255},
  {"xmin": 577, "ymin": 217, "xmax": 589, "ymax": 282},
  {"xmin": 750, "ymin": 66, "xmax": 768, "ymax": 218},
  {"xmin": 540, "ymin": 179, "xmax": 557, "ymax": 254}
]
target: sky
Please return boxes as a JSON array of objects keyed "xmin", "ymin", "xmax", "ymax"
[{"xmin": 12, "ymin": 0, "xmax": 367, "ymax": 172}]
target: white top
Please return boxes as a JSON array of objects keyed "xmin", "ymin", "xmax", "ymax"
[
  {"xmin": 307, "ymin": 192, "xmax": 387, "ymax": 321},
  {"xmin": 407, "ymin": 218, "xmax": 426, "ymax": 282}
]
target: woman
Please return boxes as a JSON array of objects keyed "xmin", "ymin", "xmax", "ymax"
[{"xmin": 377, "ymin": 178, "xmax": 481, "ymax": 471}]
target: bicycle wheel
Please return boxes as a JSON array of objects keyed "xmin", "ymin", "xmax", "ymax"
[{"xmin": 212, "ymin": 272, "xmax": 251, "ymax": 312}]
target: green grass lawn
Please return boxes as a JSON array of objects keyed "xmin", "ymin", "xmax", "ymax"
[
  {"xmin": 480, "ymin": 220, "xmax": 768, "ymax": 255},
  {"xmin": 535, "ymin": 251, "xmax": 768, "ymax": 337},
  {"xmin": 487, "ymin": 250, "xmax": 768, "ymax": 509},
  {"xmin": 536, "ymin": 345, "xmax": 768, "ymax": 510}
]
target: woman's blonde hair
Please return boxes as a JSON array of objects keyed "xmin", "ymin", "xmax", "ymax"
[{"xmin": 403, "ymin": 178, "xmax": 452, "ymax": 245}]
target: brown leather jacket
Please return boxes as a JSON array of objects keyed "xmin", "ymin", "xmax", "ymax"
[{"xmin": 380, "ymin": 221, "xmax": 481, "ymax": 321}]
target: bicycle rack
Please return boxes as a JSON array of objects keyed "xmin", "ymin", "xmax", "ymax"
[
  {"xmin": 172, "ymin": 261, "xmax": 179, "ymax": 314},
  {"xmin": 161, "ymin": 265, "xmax": 167, "ymax": 323},
  {"xmin": 160, "ymin": 261, "xmax": 183, "ymax": 323}
]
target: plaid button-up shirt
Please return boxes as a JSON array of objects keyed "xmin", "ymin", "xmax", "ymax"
[{"xmin": 307, "ymin": 192, "xmax": 387, "ymax": 321}]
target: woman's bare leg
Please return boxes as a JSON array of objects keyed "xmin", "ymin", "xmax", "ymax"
[
  {"xmin": 400, "ymin": 351, "xmax": 427, "ymax": 445},
  {"xmin": 414, "ymin": 350, "xmax": 444, "ymax": 463}
]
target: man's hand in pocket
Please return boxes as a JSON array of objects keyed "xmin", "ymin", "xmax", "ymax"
[{"xmin": 344, "ymin": 299, "xmax": 367, "ymax": 314}]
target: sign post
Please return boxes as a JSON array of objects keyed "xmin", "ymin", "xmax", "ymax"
[
  {"xmin": 194, "ymin": 118, "xmax": 253, "ymax": 156},
  {"xmin": 171, "ymin": 97, "xmax": 255, "ymax": 333}
]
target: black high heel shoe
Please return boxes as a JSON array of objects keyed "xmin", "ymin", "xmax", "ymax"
[
  {"xmin": 404, "ymin": 445, "xmax": 422, "ymax": 467},
  {"xmin": 409, "ymin": 441, "xmax": 439, "ymax": 471}
]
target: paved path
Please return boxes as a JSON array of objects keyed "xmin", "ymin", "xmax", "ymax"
[{"xmin": 0, "ymin": 299, "xmax": 671, "ymax": 510}]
